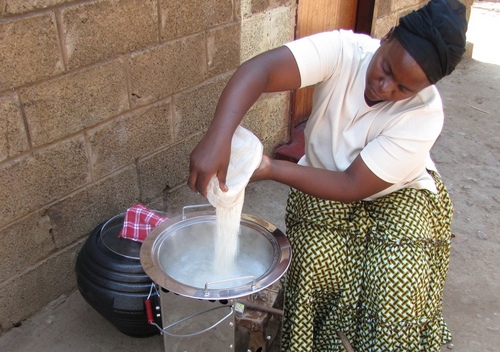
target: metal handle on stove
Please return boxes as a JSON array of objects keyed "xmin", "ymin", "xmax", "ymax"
[
  {"xmin": 204, "ymin": 276, "xmax": 257, "ymax": 297},
  {"xmin": 154, "ymin": 305, "xmax": 233, "ymax": 338}
]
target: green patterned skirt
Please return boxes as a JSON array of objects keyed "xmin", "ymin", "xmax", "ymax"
[{"xmin": 282, "ymin": 171, "xmax": 453, "ymax": 351}]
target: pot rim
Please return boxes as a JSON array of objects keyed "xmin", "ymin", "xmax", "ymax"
[{"xmin": 140, "ymin": 208, "xmax": 291, "ymax": 300}]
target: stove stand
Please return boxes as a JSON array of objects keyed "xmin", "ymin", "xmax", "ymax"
[{"xmin": 159, "ymin": 282, "xmax": 283, "ymax": 352}]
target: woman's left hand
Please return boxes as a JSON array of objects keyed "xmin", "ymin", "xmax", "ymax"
[{"xmin": 250, "ymin": 155, "xmax": 273, "ymax": 183}]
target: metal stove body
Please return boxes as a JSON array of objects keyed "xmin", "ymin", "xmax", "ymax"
[{"xmin": 159, "ymin": 281, "xmax": 283, "ymax": 352}]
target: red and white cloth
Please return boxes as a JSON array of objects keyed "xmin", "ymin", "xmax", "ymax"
[{"xmin": 119, "ymin": 204, "xmax": 168, "ymax": 243}]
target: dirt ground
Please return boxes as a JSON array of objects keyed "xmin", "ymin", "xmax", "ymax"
[
  {"xmin": 431, "ymin": 2, "xmax": 500, "ymax": 351},
  {"xmin": 0, "ymin": 1, "xmax": 498, "ymax": 351}
]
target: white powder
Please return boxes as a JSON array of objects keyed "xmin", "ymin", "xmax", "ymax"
[{"xmin": 213, "ymin": 192, "xmax": 244, "ymax": 274}]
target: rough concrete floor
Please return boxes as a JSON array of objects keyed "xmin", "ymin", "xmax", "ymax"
[{"xmin": 0, "ymin": 2, "xmax": 499, "ymax": 351}]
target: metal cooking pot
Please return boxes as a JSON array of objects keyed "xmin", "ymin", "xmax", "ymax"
[{"xmin": 140, "ymin": 205, "xmax": 291, "ymax": 300}]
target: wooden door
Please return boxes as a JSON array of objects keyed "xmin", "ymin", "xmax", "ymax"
[{"xmin": 291, "ymin": 0, "xmax": 359, "ymax": 127}]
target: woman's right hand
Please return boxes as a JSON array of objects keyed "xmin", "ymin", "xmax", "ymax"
[{"xmin": 188, "ymin": 133, "xmax": 231, "ymax": 198}]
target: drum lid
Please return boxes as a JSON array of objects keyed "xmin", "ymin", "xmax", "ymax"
[{"xmin": 101, "ymin": 213, "xmax": 141, "ymax": 260}]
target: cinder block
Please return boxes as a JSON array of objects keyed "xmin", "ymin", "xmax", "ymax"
[
  {"xmin": 267, "ymin": 6, "xmax": 295, "ymax": 49},
  {"xmin": 160, "ymin": 0, "xmax": 234, "ymax": 41},
  {"xmin": 263, "ymin": 96, "xmax": 289, "ymax": 149},
  {"xmin": 374, "ymin": 0, "xmax": 426, "ymax": 36},
  {"xmin": 137, "ymin": 134, "xmax": 202, "ymax": 203},
  {"xmin": 129, "ymin": 34, "xmax": 206, "ymax": 107},
  {"xmin": 262, "ymin": 126, "xmax": 288, "ymax": 156},
  {"xmin": 207, "ymin": 23, "xmax": 241, "ymax": 76},
  {"xmin": 0, "ymin": 211, "xmax": 55, "ymax": 283},
  {"xmin": 241, "ymin": 97, "xmax": 269, "ymax": 138},
  {"xmin": 261, "ymin": 92, "xmax": 289, "ymax": 140},
  {"xmin": 173, "ymin": 73, "xmax": 231, "ymax": 140},
  {"xmin": 372, "ymin": 13, "xmax": 399, "ymax": 39},
  {"xmin": 233, "ymin": 0, "xmax": 242, "ymax": 21},
  {"xmin": 240, "ymin": 7, "xmax": 294, "ymax": 63},
  {"xmin": 21, "ymin": 60, "xmax": 129, "ymax": 147},
  {"xmin": 391, "ymin": 0, "xmax": 427, "ymax": 13},
  {"xmin": 248, "ymin": 0, "xmax": 270, "ymax": 14},
  {"xmin": 240, "ymin": 14, "xmax": 268, "ymax": 62},
  {"xmin": 88, "ymin": 100, "xmax": 173, "ymax": 178},
  {"xmin": 272, "ymin": 0, "xmax": 293, "ymax": 7},
  {"xmin": 0, "ymin": 93, "xmax": 29, "ymax": 162},
  {"xmin": 0, "ymin": 241, "xmax": 82, "ymax": 331},
  {"xmin": 61, "ymin": 0, "xmax": 158, "ymax": 69},
  {"xmin": 46, "ymin": 165, "xmax": 140, "ymax": 249},
  {"xmin": 0, "ymin": 137, "xmax": 90, "ymax": 227},
  {"xmin": 242, "ymin": 0, "xmax": 292, "ymax": 18},
  {"xmin": 241, "ymin": 92, "xmax": 289, "ymax": 149},
  {"xmin": 375, "ymin": 0, "xmax": 394, "ymax": 18},
  {"xmin": 0, "ymin": 13, "xmax": 63, "ymax": 91},
  {"xmin": 1, "ymin": 0, "xmax": 73, "ymax": 15}
]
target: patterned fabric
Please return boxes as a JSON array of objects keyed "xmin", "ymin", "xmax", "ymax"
[
  {"xmin": 281, "ymin": 171, "xmax": 453, "ymax": 351},
  {"xmin": 119, "ymin": 204, "xmax": 167, "ymax": 242}
]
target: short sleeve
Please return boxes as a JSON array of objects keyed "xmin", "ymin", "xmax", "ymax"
[
  {"xmin": 284, "ymin": 31, "xmax": 343, "ymax": 88},
  {"xmin": 284, "ymin": 30, "xmax": 379, "ymax": 89}
]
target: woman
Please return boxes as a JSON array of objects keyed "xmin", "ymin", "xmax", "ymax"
[{"xmin": 188, "ymin": 0, "xmax": 467, "ymax": 350}]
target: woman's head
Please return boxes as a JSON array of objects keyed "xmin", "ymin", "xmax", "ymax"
[
  {"xmin": 364, "ymin": 0, "xmax": 467, "ymax": 105},
  {"xmin": 365, "ymin": 30, "xmax": 431, "ymax": 105},
  {"xmin": 393, "ymin": 0, "xmax": 467, "ymax": 84}
]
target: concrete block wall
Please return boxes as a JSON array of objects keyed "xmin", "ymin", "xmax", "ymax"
[{"xmin": 0, "ymin": 0, "xmax": 295, "ymax": 333}]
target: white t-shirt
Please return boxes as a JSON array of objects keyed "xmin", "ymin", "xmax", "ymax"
[{"xmin": 284, "ymin": 30, "xmax": 444, "ymax": 200}]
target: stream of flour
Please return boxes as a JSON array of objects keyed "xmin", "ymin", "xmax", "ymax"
[{"xmin": 213, "ymin": 201, "xmax": 241, "ymax": 274}]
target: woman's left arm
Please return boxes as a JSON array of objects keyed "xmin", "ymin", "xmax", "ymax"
[{"xmin": 251, "ymin": 154, "xmax": 392, "ymax": 202}]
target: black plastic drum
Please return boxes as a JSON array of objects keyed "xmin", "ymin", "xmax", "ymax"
[{"xmin": 75, "ymin": 213, "xmax": 162, "ymax": 337}]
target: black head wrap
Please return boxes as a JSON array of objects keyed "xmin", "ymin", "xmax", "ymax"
[{"xmin": 393, "ymin": 0, "xmax": 467, "ymax": 84}]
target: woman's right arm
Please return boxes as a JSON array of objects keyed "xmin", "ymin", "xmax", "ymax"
[{"xmin": 188, "ymin": 45, "xmax": 302, "ymax": 197}]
